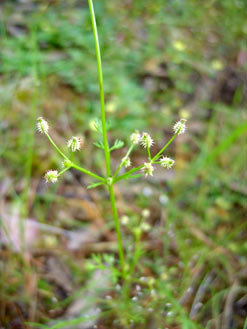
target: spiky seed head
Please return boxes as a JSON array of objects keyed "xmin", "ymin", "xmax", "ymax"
[
  {"xmin": 173, "ymin": 118, "xmax": 187, "ymax": 135},
  {"xmin": 67, "ymin": 136, "xmax": 81, "ymax": 152},
  {"xmin": 142, "ymin": 162, "xmax": 154, "ymax": 177},
  {"xmin": 140, "ymin": 132, "xmax": 154, "ymax": 149},
  {"xmin": 37, "ymin": 117, "xmax": 49, "ymax": 134},
  {"xmin": 45, "ymin": 170, "xmax": 58, "ymax": 183},
  {"xmin": 160, "ymin": 156, "xmax": 175, "ymax": 169},
  {"xmin": 121, "ymin": 156, "xmax": 131, "ymax": 168},
  {"xmin": 130, "ymin": 130, "xmax": 141, "ymax": 144}
]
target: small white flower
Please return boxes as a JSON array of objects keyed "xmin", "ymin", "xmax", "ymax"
[
  {"xmin": 173, "ymin": 119, "xmax": 187, "ymax": 135},
  {"xmin": 45, "ymin": 170, "xmax": 58, "ymax": 183},
  {"xmin": 121, "ymin": 156, "xmax": 131, "ymax": 168},
  {"xmin": 160, "ymin": 156, "xmax": 175, "ymax": 169},
  {"xmin": 67, "ymin": 136, "xmax": 81, "ymax": 152},
  {"xmin": 140, "ymin": 132, "xmax": 154, "ymax": 149},
  {"xmin": 142, "ymin": 162, "xmax": 154, "ymax": 177},
  {"xmin": 130, "ymin": 130, "xmax": 141, "ymax": 144},
  {"xmin": 37, "ymin": 117, "xmax": 49, "ymax": 134}
]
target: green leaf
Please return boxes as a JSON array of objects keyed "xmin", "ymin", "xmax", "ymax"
[
  {"xmin": 50, "ymin": 317, "xmax": 89, "ymax": 329},
  {"xmin": 26, "ymin": 323, "xmax": 49, "ymax": 329},
  {"xmin": 87, "ymin": 182, "xmax": 104, "ymax": 189},
  {"xmin": 93, "ymin": 141, "xmax": 105, "ymax": 150},
  {"xmin": 93, "ymin": 119, "xmax": 112, "ymax": 133},
  {"xmin": 110, "ymin": 139, "xmax": 124, "ymax": 152}
]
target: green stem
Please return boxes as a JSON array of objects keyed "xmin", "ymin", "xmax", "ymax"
[
  {"xmin": 113, "ymin": 144, "xmax": 134, "ymax": 179},
  {"xmin": 147, "ymin": 146, "xmax": 151, "ymax": 161},
  {"xmin": 88, "ymin": 0, "xmax": 126, "ymax": 276},
  {"xmin": 88, "ymin": 0, "xmax": 111, "ymax": 178},
  {"xmin": 72, "ymin": 163, "xmax": 105, "ymax": 182},
  {"xmin": 108, "ymin": 184, "xmax": 126, "ymax": 274},
  {"xmin": 45, "ymin": 133, "xmax": 69, "ymax": 160},
  {"xmin": 58, "ymin": 166, "xmax": 71, "ymax": 177},
  {"xmin": 46, "ymin": 132, "xmax": 105, "ymax": 182},
  {"xmin": 151, "ymin": 133, "xmax": 178, "ymax": 162},
  {"xmin": 114, "ymin": 165, "xmax": 143, "ymax": 183}
]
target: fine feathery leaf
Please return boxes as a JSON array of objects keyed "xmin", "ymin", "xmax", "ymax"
[
  {"xmin": 110, "ymin": 139, "xmax": 124, "ymax": 152},
  {"xmin": 93, "ymin": 140, "xmax": 105, "ymax": 150},
  {"xmin": 93, "ymin": 118, "xmax": 112, "ymax": 133}
]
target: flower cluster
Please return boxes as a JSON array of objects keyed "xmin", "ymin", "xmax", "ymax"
[
  {"xmin": 130, "ymin": 130, "xmax": 141, "ymax": 144},
  {"xmin": 45, "ymin": 170, "xmax": 58, "ymax": 183},
  {"xmin": 142, "ymin": 162, "xmax": 154, "ymax": 177},
  {"xmin": 140, "ymin": 132, "xmax": 154, "ymax": 149},
  {"xmin": 121, "ymin": 156, "xmax": 131, "ymax": 168},
  {"xmin": 159, "ymin": 156, "xmax": 175, "ymax": 169}
]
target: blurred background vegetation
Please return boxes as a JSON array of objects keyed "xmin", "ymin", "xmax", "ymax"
[{"xmin": 0, "ymin": 0, "xmax": 246, "ymax": 328}]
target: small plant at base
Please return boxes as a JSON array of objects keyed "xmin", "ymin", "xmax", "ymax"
[{"xmin": 37, "ymin": 0, "xmax": 187, "ymax": 292}]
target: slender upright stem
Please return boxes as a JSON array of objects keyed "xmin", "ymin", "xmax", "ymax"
[
  {"xmin": 88, "ymin": 0, "xmax": 111, "ymax": 178},
  {"xmin": 108, "ymin": 184, "xmax": 126, "ymax": 274},
  {"xmin": 88, "ymin": 0, "xmax": 126, "ymax": 273}
]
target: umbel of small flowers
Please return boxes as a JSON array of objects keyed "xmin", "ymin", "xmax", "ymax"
[
  {"xmin": 120, "ymin": 118, "xmax": 186, "ymax": 178},
  {"xmin": 37, "ymin": 117, "xmax": 186, "ymax": 183}
]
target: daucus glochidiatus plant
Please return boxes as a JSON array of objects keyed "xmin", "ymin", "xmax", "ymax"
[{"xmin": 37, "ymin": 0, "xmax": 186, "ymax": 284}]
